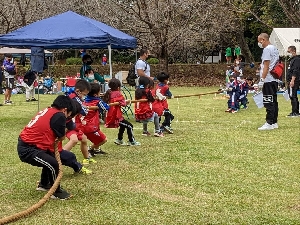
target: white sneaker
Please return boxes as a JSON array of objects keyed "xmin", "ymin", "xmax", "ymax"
[
  {"xmin": 258, "ymin": 122, "xmax": 274, "ymax": 130},
  {"xmin": 272, "ymin": 123, "xmax": 278, "ymax": 129}
]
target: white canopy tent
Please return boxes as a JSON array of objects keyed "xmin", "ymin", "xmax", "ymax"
[
  {"xmin": 269, "ymin": 28, "xmax": 300, "ymax": 56},
  {"xmin": 0, "ymin": 47, "xmax": 52, "ymax": 56}
]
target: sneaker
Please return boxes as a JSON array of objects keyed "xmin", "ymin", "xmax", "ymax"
[
  {"xmin": 243, "ymin": 106, "xmax": 248, "ymax": 110},
  {"xmin": 231, "ymin": 110, "xmax": 238, "ymax": 114},
  {"xmin": 286, "ymin": 112, "xmax": 300, "ymax": 117},
  {"xmin": 31, "ymin": 98, "xmax": 38, "ymax": 101},
  {"xmin": 7, "ymin": 100, "xmax": 13, "ymax": 104},
  {"xmin": 128, "ymin": 141, "xmax": 141, "ymax": 146},
  {"xmin": 77, "ymin": 166, "xmax": 92, "ymax": 174},
  {"xmin": 272, "ymin": 123, "xmax": 279, "ymax": 129},
  {"xmin": 94, "ymin": 149, "xmax": 107, "ymax": 154},
  {"xmin": 258, "ymin": 122, "xmax": 274, "ymax": 130},
  {"xmin": 51, "ymin": 188, "xmax": 72, "ymax": 200},
  {"xmin": 26, "ymin": 99, "xmax": 30, "ymax": 102},
  {"xmin": 36, "ymin": 181, "xmax": 51, "ymax": 192},
  {"xmin": 163, "ymin": 126, "xmax": 173, "ymax": 134},
  {"xmin": 114, "ymin": 139, "xmax": 128, "ymax": 146},
  {"xmin": 225, "ymin": 108, "xmax": 232, "ymax": 112},
  {"xmin": 142, "ymin": 131, "xmax": 151, "ymax": 136},
  {"xmin": 82, "ymin": 158, "xmax": 97, "ymax": 165},
  {"xmin": 4, "ymin": 100, "xmax": 11, "ymax": 105},
  {"xmin": 154, "ymin": 131, "xmax": 164, "ymax": 137}
]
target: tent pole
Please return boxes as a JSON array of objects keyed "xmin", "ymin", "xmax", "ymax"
[
  {"xmin": 108, "ymin": 45, "xmax": 112, "ymax": 78},
  {"xmin": 135, "ymin": 49, "xmax": 137, "ymax": 61}
]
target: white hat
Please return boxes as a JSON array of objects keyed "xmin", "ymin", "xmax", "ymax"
[
  {"xmin": 253, "ymin": 84, "xmax": 258, "ymax": 87},
  {"xmin": 104, "ymin": 54, "xmax": 106, "ymax": 56}
]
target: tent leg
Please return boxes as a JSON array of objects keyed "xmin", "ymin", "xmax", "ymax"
[{"xmin": 108, "ymin": 45, "xmax": 112, "ymax": 78}]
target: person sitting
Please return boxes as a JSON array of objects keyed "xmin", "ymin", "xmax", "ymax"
[{"xmin": 83, "ymin": 69, "xmax": 105, "ymax": 84}]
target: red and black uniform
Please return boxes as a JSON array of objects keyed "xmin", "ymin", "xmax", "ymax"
[
  {"xmin": 81, "ymin": 97, "xmax": 108, "ymax": 145},
  {"xmin": 135, "ymin": 90, "xmax": 154, "ymax": 121},
  {"xmin": 66, "ymin": 91, "xmax": 87, "ymax": 140},
  {"xmin": 105, "ymin": 90, "xmax": 135, "ymax": 142},
  {"xmin": 18, "ymin": 107, "xmax": 67, "ymax": 191},
  {"xmin": 156, "ymin": 83, "xmax": 170, "ymax": 109},
  {"xmin": 151, "ymin": 89, "xmax": 164, "ymax": 116}
]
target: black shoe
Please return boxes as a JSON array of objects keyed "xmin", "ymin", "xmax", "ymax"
[
  {"xmin": 94, "ymin": 149, "xmax": 107, "ymax": 154},
  {"xmin": 31, "ymin": 98, "xmax": 38, "ymax": 101},
  {"xmin": 286, "ymin": 112, "xmax": 300, "ymax": 117},
  {"xmin": 36, "ymin": 182, "xmax": 52, "ymax": 192},
  {"xmin": 26, "ymin": 99, "xmax": 30, "ymax": 102},
  {"xmin": 51, "ymin": 188, "xmax": 72, "ymax": 200}
]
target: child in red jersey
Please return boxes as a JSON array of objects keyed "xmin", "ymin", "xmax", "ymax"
[
  {"xmin": 65, "ymin": 79, "xmax": 97, "ymax": 164},
  {"xmin": 135, "ymin": 76, "xmax": 163, "ymax": 137},
  {"xmin": 103, "ymin": 78, "xmax": 140, "ymax": 146},
  {"xmin": 156, "ymin": 72, "xmax": 174, "ymax": 134},
  {"xmin": 81, "ymin": 83, "xmax": 110, "ymax": 156},
  {"xmin": 17, "ymin": 95, "xmax": 74, "ymax": 200}
]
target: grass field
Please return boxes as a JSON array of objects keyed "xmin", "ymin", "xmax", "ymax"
[{"xmin": 0, "ymin": 87, "xmax": 299, "ymax": 225}]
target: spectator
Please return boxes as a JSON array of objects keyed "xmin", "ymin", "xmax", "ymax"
[
  {"xmin": 257, "ymin": 33, "xmax": 279, "ymax": 130},
  {"xmin": 286, "ymin": 45, "xmax": 300, "ymax": 117},
  {"xmin": 23, "ymin": 70, "xmax": 37, "ymax": 102},
  {"xmin": 80, "ymin": 55, "xmax": 93, "ymax": 79},
  {"xmin": 1, "ymin": 54, "xmax": 17, "ymax": 105},
  {"xmin": 225, "ymin": 46, "xmax": 232, "ymax": 64},
  {"xmin": 79, "ymin": 49, "xmax": 86, "ymax": 58},
  {"xmin": 102, "ymin": 54, "xmax": 107, "ymax": 66},
  {"xmin": 134, "ymin": 48, "xmax": 150, "ymax": 86},
  {"xmin": 234, "ymin": 45, "xmax": 241, "ymax": 59}
]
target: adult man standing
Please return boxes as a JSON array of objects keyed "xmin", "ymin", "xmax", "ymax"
[
  {"xmin": 257, "ymin": 33, "xmax": 280, "ymax": 130},
  {"xmin": 1, "ymin": 54, "xmax": 17, "ymax": 105},
  {"xmin": 286, "ymin": 45, "xmax": 300, "ymax": 117},
  {"xmin": 135, "ymin": 48, "xmax": 150, "ymax": 86}
]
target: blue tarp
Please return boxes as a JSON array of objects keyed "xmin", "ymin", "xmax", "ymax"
[{"xmin": 0, "ymin": 11, "xmax": 137, "ymax": 49}]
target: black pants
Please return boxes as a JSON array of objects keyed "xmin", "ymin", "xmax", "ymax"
[
  {"xmin": 118, "ymin": 119, "xmax": 135, "ymax": 142},
  {"xmin": 60, "ymin": 150, "xmax": 82, "ymax": 172},
  {"xmin": 288, "ymin": 81, "xmax": 300, "ymax": 114},
  {"xmin": 262, "ymin": 81, "xmax": 279, "ymax": 124},
  {"xmin": 161, "ymin": 109, "xmax": 174, "ymax": 127},
  {"xmin": 17, "ymin": 138, "xmax": 60, "ymax": 190}
]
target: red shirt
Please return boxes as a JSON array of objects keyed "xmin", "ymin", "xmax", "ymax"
[
  {"xmin": 135, "ymin": 90, "xmax": 154, "ymax": 120},
  {"xmin": 20, "ymin": 107, "xmax": 63, "ymax": 152},
  {"xmin": 156, "ymin": 84, "xmax": 169, "ymax": 109},
  {"xmin": 151, "ymin": 89, "xmax": 164, "ymax": 116},
  {"xmin": 105, "ymin": 91, "xmax": 126, "ymax": 128},
  {"xmin": 81, "ymin": 99, "xmax": 101, "ymax": 133}
]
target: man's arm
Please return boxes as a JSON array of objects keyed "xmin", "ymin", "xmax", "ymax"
[
  {"xmin": 261, "ymin": 60, "xmax": 270, "ymax": 79},
  {"xmin": 290, "ymin": 58, "xmax": 300, "ymax": 87}
]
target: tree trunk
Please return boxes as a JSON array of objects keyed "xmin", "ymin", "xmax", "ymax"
[
  {"xmin": 158, "ymin": 45, "xmax": 169, "ymax": 73},
  {"xmin": 237, "ymin": 31, "xmax": 254, "ymax": 63}
]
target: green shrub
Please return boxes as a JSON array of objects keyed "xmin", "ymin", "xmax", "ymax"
[
  {"xmin": 66, "ymin": 57, "xmax": 82, "ymax": 65},
  {"xmin": 147, "ymin": 57, "xmax": 159, "ymax": 64}
]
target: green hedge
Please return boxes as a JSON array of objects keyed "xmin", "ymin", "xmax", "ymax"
[{"xmin": 66, "ymin": 57, "xmax": 82, "ymax": 65}]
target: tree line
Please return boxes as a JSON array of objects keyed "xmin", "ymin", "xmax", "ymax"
[{"xmin": 0, "ymin": 0, "xmax": 299, "ymax": 71}]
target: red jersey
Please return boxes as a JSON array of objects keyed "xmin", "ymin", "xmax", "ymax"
[
  {"xmin": 156, "ymin": 84, "xmax": 170, "ymax": 109},
  {"xmin": 105, "ymin": 91, "xmax": 126, "ymax": 128},
  {"xmin": 135, "ymin": 90, "xmax": 154, "ymax": 120},
  {"xmin": 20, "ymin": 107, "xmax": 63, "ymax": 152},
  {"xmin": 151, "ymin": 89, "xmax": 164, "ymax": 116},
  {"xmin": 81, "ymin": 99, "xmax": 101, "ymax": 133}
]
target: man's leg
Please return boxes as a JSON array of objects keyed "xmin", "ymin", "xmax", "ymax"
[
  {"xmin": 290, "ymin": 81, "xmax": 300, "ymax": 114},
  {"xmin": 262, "ymin": 82, "xmax": 276, "ymax": 125}
]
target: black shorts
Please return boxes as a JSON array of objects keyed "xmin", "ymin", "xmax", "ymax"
[{"xmin": 5, "ymin": 77, "xmax": 14, "ymax": 89}]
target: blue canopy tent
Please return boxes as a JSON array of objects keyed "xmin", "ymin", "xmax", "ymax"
[{"xmin": 0, "ymin": 10, "xmax": 137, "ymax": 76}]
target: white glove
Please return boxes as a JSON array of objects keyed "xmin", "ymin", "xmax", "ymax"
[{"xmin": 258, "ymin": 81, "xmax": 264, "ymax": 88}]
